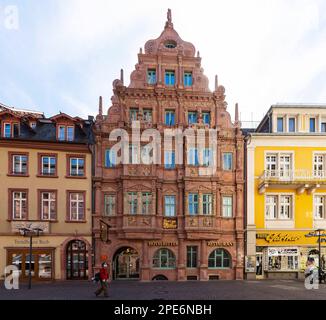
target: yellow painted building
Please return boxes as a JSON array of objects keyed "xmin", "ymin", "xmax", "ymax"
[
  {"xmin": 246, "ymin": 105, "xmax": 326, "ymax": 279},
  {"xmin": 0, "ymin": 104, "xmax": 93, "ymax": 281}
]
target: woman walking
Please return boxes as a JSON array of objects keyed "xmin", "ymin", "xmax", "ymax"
[{"xmin": 95, "ymin": 262, "xmax": 109, "ymax": 298}]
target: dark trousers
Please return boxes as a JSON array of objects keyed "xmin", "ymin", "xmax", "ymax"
[{"xmin": 95, "ymin": 281, "xmax": 108, "ymax": 297}]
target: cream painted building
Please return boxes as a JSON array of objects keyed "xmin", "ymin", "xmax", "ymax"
[{"xmin": 0, "ymin": 104, "xmax": 94, "ymax": 281}]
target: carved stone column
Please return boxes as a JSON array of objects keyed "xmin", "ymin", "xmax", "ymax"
[{"xmin": 199, "ymin": 239, "xmax": 208, "ymax": 281}]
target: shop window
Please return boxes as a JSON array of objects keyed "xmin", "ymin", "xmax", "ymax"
[
  {"xmin": 8, "ymin": 249, "xmax": 54, "ymax": 281},
  {"xmin": 153, "ymin": 248, "xmax": 176, "ymax": 269},
  {"xmin": 208, "ymin": 249, "xmax": 231, "ymax": 269},
  {"xmin": 267, "ymin": 248, "xmax": 299, "ymax": 271}
]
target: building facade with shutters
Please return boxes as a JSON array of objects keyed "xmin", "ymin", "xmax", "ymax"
[
  {"xmin": 93, "ymin": 10, "xmax": 245, "ymax": 281},
  {"xmin": 246, "ymin": 104, "xmax": 326, "ymax": 280},
  {"xmin": 0, "ymin": 103, "xmax": 94, "ymax": 281}
]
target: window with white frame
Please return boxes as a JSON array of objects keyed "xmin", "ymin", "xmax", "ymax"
[
  {"xmin": 265, "ymin": 195, "xmax": 277, "ymax": 219},
  {"xmin": 104, "ymin": 194, "xmax": 116, "ymax": 216},
  {"xmin": 265, "ymin": 153, "xmax": 292, "ymax": 178},
  {"xmin": 314, "ymin": 154, "xmax": 325, "ymax": 177},
  {"xmin": 164, "ymin": 196, "xmax": 176, "ymax": 217},
  {"xmin": 203, "ymin": 148, "xmax": 213, "ymax": 167},
  {"xmin": 314, "ymin": 195, "xmax": 325, "ymax": 220},
  {"xmin": 279, "ymin": 154, "xmax": 292, "ymax": 178},
  {"xmin": 12, "ymin": 154, "xmax": 28, "ymax": 175},
  {"xmin": 188, "ymin": 193, "xmax": 199, "ymax": 215},
  {"xmin": 222, "ymin": 196, "xmax": 233, "ymax": 218},
  {"xmin": 12, "ymin": 191, "xmax": 27, "ymax": 220},
  {"xmin": 41, "ymin": 156, "xmax": 56, "ymax": 175},
  {"xmin": 70, "ymin": 157, "xmax": 85, "ymax": 176},
  {"xmin": 128, "ymin": 192, "xmax": 138, "ymax": 215},
  {"xmin": 142, "ymin": 192, "xmax": 152, "ymax": 215},
  {"xmin": 67, "ymin": 126, "xmax": 74, "ymax": 141},
  {"xmin": 202, "ymin": 194, "xmax": 213, "ymax": 215},
  {"xmin": 41, "ymin": 192, "xmax": 56, "ymax": 220},
  {"xmin": 265, "ymin": 194, "xmax": 293, "ymax": 220},
  {"xmin": 69, "ymin": 192, "xmax": 85, "ymax": 221}
]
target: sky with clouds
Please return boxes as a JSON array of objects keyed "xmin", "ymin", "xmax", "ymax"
[{"xmin": 0, "ymin": 0, "xmax": 326, "ymax": 123}]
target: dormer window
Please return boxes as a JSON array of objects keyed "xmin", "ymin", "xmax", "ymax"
[
  {"xmin": 4, "ymin": 123, "xmax": 11, "ymax": 137},
  {"xmin": 2, "ymin": 122, "xmax": 19, "ymax": 138},
  {"xmin": 30, "ymin": 121, "xmax": 37, "ymax": 129},
  {"xmin": 57, "ymin": 125, "xmax": 75, "ymax": 142}
]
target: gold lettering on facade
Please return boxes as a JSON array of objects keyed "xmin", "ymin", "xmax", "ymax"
[
  {"xmin": 207, "ymin": 241, "xmax": 234, "ymax": 247},
  {"xmin": 148, "ymin": 241, "xmax": 178, "ymax": 246},
  {"xmin": 257, "ymin": 233, "xmax": 301, "ymax": 243}
]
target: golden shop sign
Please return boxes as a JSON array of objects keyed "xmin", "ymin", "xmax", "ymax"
[{"xmin": 256, "ymin": 231, "xmax": 326, "ymax": 246}]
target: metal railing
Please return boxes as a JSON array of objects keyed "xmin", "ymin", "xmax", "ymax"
[{"xmin": 260, "ymin": 170, "xmax": 326, "ymax": 182}]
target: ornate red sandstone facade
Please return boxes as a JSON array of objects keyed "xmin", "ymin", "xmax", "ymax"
[{"xmin": 93, "ymin": 10, "xmax": 244, "ymax": 281}]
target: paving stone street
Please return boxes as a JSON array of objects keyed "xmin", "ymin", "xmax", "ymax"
[{"xmin": 0, "ymin": 280, "xmax": 325, "ymax": 300}]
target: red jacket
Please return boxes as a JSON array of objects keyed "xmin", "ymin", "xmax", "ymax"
[{"xmin": 100, "ymin": 268, "xmax": 109, "ymax": 281}]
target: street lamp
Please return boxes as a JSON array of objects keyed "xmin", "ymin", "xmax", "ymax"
[
  {"xmin": 315, "ymin": 229, "xmax": 325, "ymax": 283},
  {"xmin": 19, "ymin": 227, "xmax": 43, "ymax": 289}
]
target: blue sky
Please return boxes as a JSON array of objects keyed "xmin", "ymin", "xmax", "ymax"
[{"xmin": 0, "ymin": 0, "xmax": 326, "ymax": 122}]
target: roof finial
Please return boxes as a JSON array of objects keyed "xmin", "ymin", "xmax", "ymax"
[
  {"xmin": 167, "ymin": 8, "xmax": 172, "ymax": 23},
  {"xmin": 120, "ymin": 69, "xmax": 124, "ymax": 85},
  {"xmin": 215, "ymin": 75, "xmax": 218, "ymax": 91},
  {"xmin": 99, "ymin": 96, "xmax": 103, "ymax": 116},
  {"xmin": 165, "ymin": 8, "xmax": 173, "ymax": 28},
  {"xmin": 235, "ymin": 103, "xmax": 240, "ymax": 127}
]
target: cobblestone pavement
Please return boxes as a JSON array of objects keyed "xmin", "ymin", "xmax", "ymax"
[{"xmin": 0, "ymin": 280, "xmax": 325, "ymax": 300}]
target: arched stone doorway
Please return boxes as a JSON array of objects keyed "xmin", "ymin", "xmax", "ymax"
[
  {"xmin": 66, "ymin": 240, "xmax": 88, "ymax": 280},
  {"xmin": 113, "ymin": 247, "xmax": 140, "ymax": 280}
]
